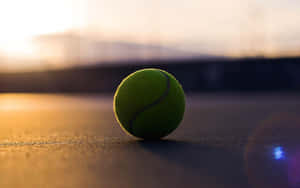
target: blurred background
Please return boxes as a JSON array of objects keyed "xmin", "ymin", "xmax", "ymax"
[
  {"xmin": 0, "ymin": 2, "xmax": 300, "ymax": 187},
  {"xmin": 0, "ymin": 0, "xmax": 300, "ymax": 93}
]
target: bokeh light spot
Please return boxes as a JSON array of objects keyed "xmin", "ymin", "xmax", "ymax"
[{"xmin": 274, "ymin": 146, "xmax": 284, "ymax": 160}]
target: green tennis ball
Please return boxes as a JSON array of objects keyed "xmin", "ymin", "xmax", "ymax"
[{"xmin": 113, "ymin": 68, "xmax": 185, "ymax": 139}]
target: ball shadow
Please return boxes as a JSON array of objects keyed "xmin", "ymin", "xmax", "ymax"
[{"xmin": 135, "ymin": 138, "xmax": 249, "ymax": 188}]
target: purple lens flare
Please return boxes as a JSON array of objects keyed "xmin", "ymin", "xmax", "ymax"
[{"xmin": 273, "ymin": 146, "xmax": 285, "ymax": 160}]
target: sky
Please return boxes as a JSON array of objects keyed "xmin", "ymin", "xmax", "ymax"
[{"xmin": 0, "ymin": 0, "xmax": 300, "ymax": 70}]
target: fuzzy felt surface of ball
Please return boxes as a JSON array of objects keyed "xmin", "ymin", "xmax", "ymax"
[{"xmin": 113, "ymin": 68, "xmax": 185, "ymax": 139}]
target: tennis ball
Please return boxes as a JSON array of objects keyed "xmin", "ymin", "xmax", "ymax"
[{"xmin": 113, "ymin": 68, "xmax": 185, "ymax": 139}]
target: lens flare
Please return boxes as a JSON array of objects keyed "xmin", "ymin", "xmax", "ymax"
[
  {"xmin": 274, "ymin": 146, "xmax": 285, "ymax": 160},
  {"xmin": 245, "ymin": 113, "xmax": 300, "ymax": 188}
]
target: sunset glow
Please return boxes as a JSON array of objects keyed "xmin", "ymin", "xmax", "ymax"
[
  {"xmin": 0, "ymin": 0, "xmax": 299, "ymax": 71},
  {"xmin": 0, "ymin": 0, "xmax": 77, "ymax": 58}
]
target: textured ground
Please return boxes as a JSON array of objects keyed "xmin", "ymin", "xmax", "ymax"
[{"xmin": 0, "ymin": 93, "xmax": 299, "ymax": 188}]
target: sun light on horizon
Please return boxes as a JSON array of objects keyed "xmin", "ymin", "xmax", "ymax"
[
  {"xmin": 0, "ymin": 0, "xmax": 82, "ymax": 58},
  {"xmin": 0, "ymin": 0, "xmax": 300, "ymax": 71}
]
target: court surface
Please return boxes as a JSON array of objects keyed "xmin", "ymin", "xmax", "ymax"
[{"xmin": 0, "ymin": 93, "xmax": 299, "ymax": 188}]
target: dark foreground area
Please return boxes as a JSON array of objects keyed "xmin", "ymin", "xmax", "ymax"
[
  {"xmin": 0, "ymin": 93, "xmax": 300, "ymax": 188},
  {"xmin": 0, "ymin": 57, "xmax": 300, "ymax": 93}
]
